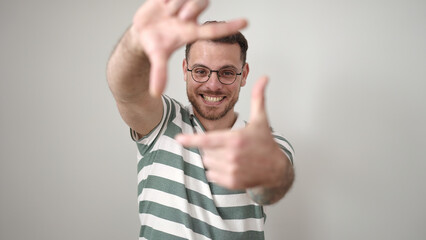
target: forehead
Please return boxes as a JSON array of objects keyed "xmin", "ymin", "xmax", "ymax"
[{"xmin": 187, "ymin": 40, "xmax": 242, "ymax": 68}]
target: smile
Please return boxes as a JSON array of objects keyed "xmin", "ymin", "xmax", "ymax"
[{"xmin": 201, "ymin": 94, "xmax": 225, "ymax": 103}]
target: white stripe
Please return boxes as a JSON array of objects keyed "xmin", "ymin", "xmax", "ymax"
[
  {"xmin": 140, "ymin": 213, "xmax": 212, "ymax": 240},
  {"xmin": 155, "ymin": 134, "xmax": 204, "ymax": 168},
  {"xmin": 136, "ymin": 96, "xmax": 169, "ymax": 145},
  {"xmin": 138, "ymin": 163, "xmax": 258, "ymax": 208},
  {"xmin": 141, "ymin": 188, "xmax": 264, "ymax": 232},
  {"xmin": 213, "ymin": 193, "xmax": 258, "ymax": 207},
  {"xmin": 138, "ymin": 163, "xmax": 212, "ymax": 199},
  {"xmin": 172, "ymin": 101, "xmax": 195, "ymax": 134},
  {"xmin": 274, "ymin": 138, "xmax": 294, "ymax": 156},
  {"xmin": 275, "ymin": 140, "xmax": 295, "ymax": 163}
]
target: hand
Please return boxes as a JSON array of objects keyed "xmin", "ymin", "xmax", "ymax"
[
  {"xmin": 176, "ymin": 76, "xmax": 287, "ymax": 190},
  {"xmin": 131, "ymin": 0, "xmax": 248, "ymax": 97}
]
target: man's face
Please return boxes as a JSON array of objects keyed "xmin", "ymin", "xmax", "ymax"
[{"xmin": 183, "ymin": 41, "xmax": 248, "ymax": 121}]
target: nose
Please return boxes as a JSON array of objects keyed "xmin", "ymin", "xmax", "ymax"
[{"xmin": 205, "ymin": 71, "xmax": 223, "ymax": 90}]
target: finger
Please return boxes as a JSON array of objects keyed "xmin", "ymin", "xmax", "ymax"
[
  {"xmin": 250, "ymin": 76, "xmax": 269, "ymax": 121},
  {"xmin": 165, "ymin": 0, "xmax": 187, "ymax": 16},
  {"xmin": 197, "ymin": 19, "xmax": 248, "ymax": 40},
  {"xmin": 149, "ymin": 52, "xmax": 168, "ymax": 97},
  {"xmin": 202, "ymin": 154, "xmax": 224, "ymax": 171},
  {"xmin": 202, "ymin": 147, "xmax": 230, "ymax": 164},
  {"xmin": 206, "ymin": 171, "xmax": 243, "ymax": 190},
  {"xmin": 205, "ymin": 170, "xmax": 220, "ymax": 183},
  {"xmin": 175, "ymin": 131, "xmax": 231, "ymax": 148},
  {"xmin": 178, "ymin": 0, "xmax": 209, "ymax": 21}
]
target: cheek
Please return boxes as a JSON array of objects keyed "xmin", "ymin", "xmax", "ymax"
[
  {"xmin": 229, "ymin": 85, "xmax": 241, "ymax": 94},
  {"xmin": 231, "ymin": 87, "xmax": 242, "ymax": 99},
  {"xmin": 186, "ymin": 81, "xmax": 196, "ymax": 94}
]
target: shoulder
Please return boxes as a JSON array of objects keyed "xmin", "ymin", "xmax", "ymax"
[{"xmin": 134, "ymin": 96, "xmax": 194, "ymax": 146}]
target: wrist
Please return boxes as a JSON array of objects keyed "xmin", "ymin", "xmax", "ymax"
[
  {"xmin": 263, "ymin": 145, "xmax": 289, "ymax": 188},
  {"xmin": 247, "ymin": 152, "xmax": 294, "ymax": 205},
  {"xmin": 124, "ymin": 25, "xmax": 146, "ymax": 57}
]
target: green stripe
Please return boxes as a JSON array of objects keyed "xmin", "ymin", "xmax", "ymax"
[
  {"xmin": 273, "ymin": 134, "xmax": 294, "ymax": 153},
  {"xmin": 139, "ymin": 176, "xmax": 264, "ymax": 219},
  {"xmin": 163, "ymin": 121, "xmax": 183, "ymax": 138},
  {"xmin": 272, "ymin": 134, "xmax": 294, "ymax": 165},
  {"xmin": 138, "ymin": 149, "xmax": 207, "ymax": 181},
  {"xmin": 177, "ymin": 100, "xmax": 192, "ymax": 126},
  {"xmin": 163, "ymin": 121, "xmax": 201, "ymax": 154},
  {"xmin": 140, "ymin": 201, "xmax": 265, "ymax": 240},
  {"xmin": 168, "ymin": 97, "xmax": 177, "ymax": 123},
  {"xmin": 140, "ymin": 175, "xmax": 218, "ymax": 214},
  {"xmin": 136, "ymin": 142, "xmax": 151, "ymax": 159},
  {"xmin": 277, "ymin": 143, "xmax": 294, "ymax": 165},
  {"xmin": 137, "ymin": 149, "xmax": 207, "ymax": 197},
  {"xmin": 137, "ymin": 149, "xmax": 155, "ymax": 173},
  {"xmin": 135, "ymin": 96, "xmax": 172, "ymax": 155},
  {"xmin": 172, "ymin": 100, "xmax": 202, "ymax": 155},
  {"xmin": 192, "ymin": 114, "xmax": 207, "ymax": 132},
  {"xmin": 216, "ymin": 205, "xmax": 264, "ymax": 220},
  {"xmin": 209, "ymin": 182, "xmax": 246, "ymax": 195},
  {"xmin": 140, "ymin": 225, "xmax": 187, "ymax": 240},
  {"xmin": 162, "ymin": 121, "xmax": 200, "ymax": 155}
]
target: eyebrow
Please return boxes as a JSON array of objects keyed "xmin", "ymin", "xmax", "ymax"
[{"xmin": 190, "ymin": 63, "xmax": 240, "ymax": 70}]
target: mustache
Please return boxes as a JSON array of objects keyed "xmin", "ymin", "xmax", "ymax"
[{"xmin": 198, "ymin": 90, "xmax": 226, "ymax": 96}]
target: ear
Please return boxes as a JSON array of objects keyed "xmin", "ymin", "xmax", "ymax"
[
  {"xmin": 240, "ymin": 63, "xmax": 249, "ymax": 87},
  {"xmin": 182, "ymin": 59, "xmax": 188, "ymax": 82}
]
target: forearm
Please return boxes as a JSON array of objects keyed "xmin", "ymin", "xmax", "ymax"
[
  {"xmin": 247, "ymin": 153, "xmax": 295, "ymax": 205},
  {"xmin": 106, "ymin": 26, "xmax": 150, "ymax": 102}
]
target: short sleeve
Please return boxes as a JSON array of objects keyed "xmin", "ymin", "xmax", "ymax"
[
  {"xmin": 272, "ymin": 133, "xmax": 295, "ymax": 165},
  {"xmin": 130, "ymin": 95, "xmax": 172, "ymax": 154}
]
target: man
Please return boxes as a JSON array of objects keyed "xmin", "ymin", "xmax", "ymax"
[{"xmin": 107, "ymin": 0, "xmax": 295, "ymax": 239}]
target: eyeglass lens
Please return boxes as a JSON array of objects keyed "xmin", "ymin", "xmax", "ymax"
[{"xmin": 192, "ymin": 67, "xmax": 237, "ymax": 84}]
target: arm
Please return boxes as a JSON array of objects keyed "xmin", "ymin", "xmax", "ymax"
[
  {"xmin": 107, "ymin": 0, "xmax": 247, "ymax": 135},
  {"xmin": 246, "ymin": 150, "xmax": 295, "ymax": 205},
  {"xmin": 107, "ymin": 27, "xmax": 163, "ymax": 136}
]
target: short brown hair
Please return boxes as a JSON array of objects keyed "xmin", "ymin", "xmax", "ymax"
[{"xmin": 185, "ymin": 21, "xmax": 248, "ymax": 64}]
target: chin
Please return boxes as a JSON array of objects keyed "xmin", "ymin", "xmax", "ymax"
[
  {"xmin": 193, "ymin": 105, "xmax": 229, "ymax": 121},
  {"xmin": 187, "ymin": 88, "xmax": 239, "ymax": 121}
]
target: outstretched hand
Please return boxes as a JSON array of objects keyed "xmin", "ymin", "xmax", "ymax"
[
  {"xmin": 131, "ymin": 0, "xmax": 248, "ymax": 97},
  {"xmin": 176, "ymin": 77, "xmax": 287, "ymax": 190}
]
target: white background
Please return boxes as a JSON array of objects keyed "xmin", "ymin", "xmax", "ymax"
[{"xmin": 1, "ymin": 0, "xmax": 425, "ymax": 239}]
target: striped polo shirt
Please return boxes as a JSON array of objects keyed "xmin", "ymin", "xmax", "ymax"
[{"xmin": 133, "ymin": 95, "xmax": 294, "ymax": 240}]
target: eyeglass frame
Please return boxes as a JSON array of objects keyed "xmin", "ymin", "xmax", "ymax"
[{"xmin": 186, "ymin": 64, "xmax": 244, "ymax": 85}]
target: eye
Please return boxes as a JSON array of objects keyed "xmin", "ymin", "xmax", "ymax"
[
  {"xmin": 193, "ymin": 67, "xmax": 209, "ymax": 76},
  {"xmin": 220, "ymin": 69, "xmax": 237, "ymax": 77}
]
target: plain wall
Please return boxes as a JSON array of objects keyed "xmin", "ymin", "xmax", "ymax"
[{"xmin": 1, "ymin": 0, "xmax": 425, "ymax": 239}]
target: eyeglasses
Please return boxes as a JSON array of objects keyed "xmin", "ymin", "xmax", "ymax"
[{"xmin": 186, "ymin": 65, "xmax": 243, "ymax": 85}]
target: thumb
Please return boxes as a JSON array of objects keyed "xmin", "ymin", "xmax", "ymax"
[
  {"xmin": 149, "ymin": 52, "xmax": 168, "ymax": 97},
  {"xmin": 250, "ymin": 76, "xmax": 269, "ymax": 122}
]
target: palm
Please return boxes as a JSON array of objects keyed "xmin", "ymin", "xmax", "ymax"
[
  {"xmin": 131, "ymin": 0, "xmax": 247, "ymax": 96},
  {"xmin": 176, "ymin": 77, "xmax": 282, "ymax": 189},
  {"xmin": 139, "ymin": 20, "xmax": 198, "ymax": 61}
]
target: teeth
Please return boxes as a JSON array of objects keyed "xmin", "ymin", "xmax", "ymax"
[{"xmin": 203, "ymin": 95, "xmax": 223, "ymax": 102}]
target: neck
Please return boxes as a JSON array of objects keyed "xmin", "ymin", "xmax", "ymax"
[{"xmin": 193, "ymin": 109, "xmax": 238, "ymax": 132}]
